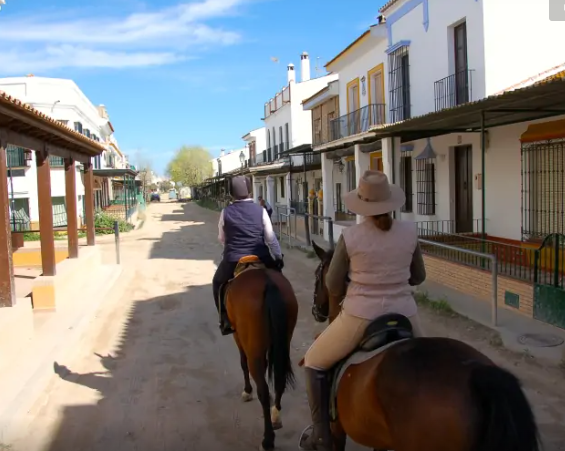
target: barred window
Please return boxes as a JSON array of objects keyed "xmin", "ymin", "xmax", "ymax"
[
  {"xmin": 416, "ymin": 157, "xmax": 436, "ymax": 215},
  {"xmin": 400, "ymin": 146, "xmax": 413, "ymax": 213},
  {"xmin": 388, "ymin": 45, "xmax": 411, "ymax": 123},
  {"xmin": 521, "ymin": 138, "xmax": 565, "ymax": 239}
]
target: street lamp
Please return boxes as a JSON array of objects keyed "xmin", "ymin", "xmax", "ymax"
[{"xmin": 239, "ymin": 150, "xmax": 245, "ymax": 168}]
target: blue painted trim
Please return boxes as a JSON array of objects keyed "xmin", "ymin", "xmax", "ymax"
[
  {"xmin": 386, "ymin": 40, "xmax": 411, "ymax": 55},
  {"xmin": 401, "ymin": 144, "xmax": 414, "ymax": 152},
  {"xmin": 385, "ymin": 0, "xmax": 429, "ymax": 46}
]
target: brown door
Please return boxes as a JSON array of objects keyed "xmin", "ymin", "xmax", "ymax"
[
  {"xmin": 455, "ymin": 145, "xmax": 473, "ymax": 233},
  {"xmin": 454, "ymin": 22, "xmax": 469, "ymax": 105}
]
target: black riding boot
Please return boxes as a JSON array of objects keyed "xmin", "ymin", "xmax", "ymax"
[
  {"xmin": 299, "ymin": 368, "xmax": 332, "ymax": 451},
  {"xmin": 213, "ymin": 283, "xmax": 234, "ymax": 336}
]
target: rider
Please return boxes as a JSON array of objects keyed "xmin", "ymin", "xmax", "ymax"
[
  {"xmin": 212, "ymin": 175, "xmax": 284, "ymax": 335},
  {"xmin": 300, "ymin": 170, "xmax": 427, "ymax": 451}
]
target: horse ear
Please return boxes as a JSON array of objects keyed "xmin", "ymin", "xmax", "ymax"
[{"xmin": 311, "ymin": 240, "xmax": 326, "ymax": 261}]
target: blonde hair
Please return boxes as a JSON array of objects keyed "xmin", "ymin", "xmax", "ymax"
[{"xmin": 370, "ymin": 213, "xmax": 393, "ymax": 231}]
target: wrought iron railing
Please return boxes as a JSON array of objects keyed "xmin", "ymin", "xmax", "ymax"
[
  {"xmin": 434, "ymin": 69, "xmax": 474, "ymax": 111},
  {"xmin": 290, "ymin": 200, "xmax": 308, "ymax": 215},
  {"xmin": 329, "ymin": 104, "xmax": 386, "ymax": 142},
  {"xmin": 416, "ymin": 219, "xmax": 483, "ymax": 236},
  {"xmin": 49, "ymin": 156, "xmax": 65, "ymax": 167},
  {"xmin": 417, "ymin": 228, "xmax": 546, "ymax": 284}
]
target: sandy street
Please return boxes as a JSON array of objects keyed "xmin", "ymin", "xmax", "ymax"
[{"xmin": 9, "ymin": 201, "xmax": 565, "ymax": 451}]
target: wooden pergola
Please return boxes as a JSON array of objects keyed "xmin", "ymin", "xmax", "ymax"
[{"xmin": 0, "ymin": 92, "xmax": 105, "ymax": 308}]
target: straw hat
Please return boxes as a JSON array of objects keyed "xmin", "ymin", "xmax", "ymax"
[{"xmin": 344, "ymin": 170, "xmax": 405, "ymax": 216}]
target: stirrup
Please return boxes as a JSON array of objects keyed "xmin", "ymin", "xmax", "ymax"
[{"xmin": 297, "ymin": 424, "xmax": 314, "ymax": 450}]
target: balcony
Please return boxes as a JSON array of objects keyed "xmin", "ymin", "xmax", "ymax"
[
  {"xmin": 329, "ymin": 104, "xmax": 386, "ymax": 143},
  {"xmin": 253, "ymin": 150, "xmax": 267, "ymax": 166},
  {"xmin": 6, "ymin": 145, "xmax": 26, "ymax": 168},
  {"xmin": 290, "ymin": 152, "xmax": 321, "ymax": 169},
  {"xmin": 434, "ymin": 69, "xmax": 474, "ymax": 112}
]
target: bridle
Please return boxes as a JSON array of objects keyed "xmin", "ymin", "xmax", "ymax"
[{"xmin": 312, "ymin": 259, "xmax": 329, "ymax": 322}]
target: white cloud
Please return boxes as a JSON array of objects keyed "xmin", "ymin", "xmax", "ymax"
[{"xmin": 0, "ymin": 0, "xmax": 248, "ymax": 72}]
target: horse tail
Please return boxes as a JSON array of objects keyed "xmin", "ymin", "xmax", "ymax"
[
  {"xmin": 470, "ymin": 364, "xmax": 540, "ymax": 451},
  {"xmin": 264, "ymin": 275, "xmax": 295, "ymax": 391}
]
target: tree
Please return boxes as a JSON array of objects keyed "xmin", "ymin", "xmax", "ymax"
[
  {"xmin": 159, "ymin": 180, "xmax": 174, "ymax": 192},
  {"xmin": 167, "ymin": 145, "xmax": 213, "ymax": 187}
]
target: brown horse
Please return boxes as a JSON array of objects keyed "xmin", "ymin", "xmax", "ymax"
[
  {"xmin": 224, "ymin": 256, "xmax": 298, "ymax": 451},
  {"xmin": 300, "ymin": 241, "xmax": 540, "ymax": 451}
]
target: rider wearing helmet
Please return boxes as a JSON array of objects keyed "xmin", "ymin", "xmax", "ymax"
[{"xmin": 212, "ymin": 176, "xmax": 284, "ymax": 335}]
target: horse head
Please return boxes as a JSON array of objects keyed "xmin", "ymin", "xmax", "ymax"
[{"xmin": 311, "ymin": 240, "xmax": 333, "ymax": 323}]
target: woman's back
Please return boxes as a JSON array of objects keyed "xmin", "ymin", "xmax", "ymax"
[{"xmin": 341, "ymin": 218, "xmax": 418, "ymax": 319}]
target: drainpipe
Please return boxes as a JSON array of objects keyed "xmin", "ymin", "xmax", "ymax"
[
  {"xmin": 480, "ymin": 111, "xmax": 486, "ymax": 238},
  {"xmin": 391, "ymin": 137, "xmax": 397, "ymax": 219}
]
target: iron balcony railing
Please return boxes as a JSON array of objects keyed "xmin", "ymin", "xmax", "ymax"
[
  {"xmin": 434, "ymin": 69, "xmax": 474, "ymax": 111},
  {"xmin": 253, "ymin": 150, "xmax": 267, "ymax": 166},
  {"xmin": 329, "ymin": 104, "xmax": 386, "ymax": 142}
]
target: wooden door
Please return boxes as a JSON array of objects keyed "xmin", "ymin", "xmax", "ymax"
[{"xmin": 454, "ymin": 145, "xmax": 473, "ymax": 233}]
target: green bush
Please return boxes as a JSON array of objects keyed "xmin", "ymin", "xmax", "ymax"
[{"xmin": 94, "ymin": 212, "xmax": 134, "ymax": 234}]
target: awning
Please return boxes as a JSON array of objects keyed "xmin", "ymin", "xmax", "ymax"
[
  {"xmin": 520, "ymin": 118, "xmax": 565, "ymax": 143},
  {"xmin": 368, "ymin": 72, "xmax": 565, "ymax": 142}
]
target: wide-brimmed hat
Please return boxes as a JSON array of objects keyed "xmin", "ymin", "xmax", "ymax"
[
  {"xmin": 230, "ymin": 176, "xmax": 251, "ymax": 200},
  {"xmin": 344, "ymin": 170, "xmax": 405, "ymax": 216}
]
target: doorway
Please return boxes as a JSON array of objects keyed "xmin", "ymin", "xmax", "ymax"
[
  {"xmin": 454, "ymin": 145, "xmax": 473, "ymax": 233},
  {"xmin": 370, "ymin": 151, "xmax": 384, "ymax": 172},
  {"xmin": 454, "ymin": 21, "xmax": 469, "ymax": 105}
]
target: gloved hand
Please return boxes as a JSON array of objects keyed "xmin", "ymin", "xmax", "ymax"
[{"xmin": 275, "ymin": 255, "xmax": 284, "ymax": 270}]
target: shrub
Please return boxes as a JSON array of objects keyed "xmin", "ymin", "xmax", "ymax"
[{"xmin": 94, "ymin": 212, "xmax": 134, "ymax": 234}]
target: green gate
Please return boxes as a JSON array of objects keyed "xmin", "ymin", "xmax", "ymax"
[{"xmin": 533, "ymin": 233, "xmax": 565, "ymax": 329}]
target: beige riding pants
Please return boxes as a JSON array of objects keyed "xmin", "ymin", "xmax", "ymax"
[{"xmin": 303, "ymin": 310, "xmax": 424, "ymax": 370}]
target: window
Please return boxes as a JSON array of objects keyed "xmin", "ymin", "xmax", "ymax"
[
  {"xmin": 335, "ymin": 183, "xmax": 343, "ymax": 212},
  {"xmin": 58, "ymin": 119, "xmax": 68, "ymax": 126},
  {"xmin": 52, "ymin": 196, "xmax": 67, "ymax": 228},
  {"xmin": 279, "ymin": 177, "xmax": 285, "ymax": 198},
  {"xmin": 388, "ymin": 45, "xmax": 411, "ymax": 122},
  {"xmin": 74, "ymin": 122, "xmax": 83, "ymax": 133},
  {"xmin": 415, "ymin": 158, "xmax": 436, "ymax": 215},
  {"xmin": 272, "ymin": 127, "xmax": 276, "ymax": 159},
  {"xmin": 454, "ymin": 21, "xmax": 469, "ymax": 105},
  {"xmin": 313, "ymin": 118, "xmax": 322, "ymax": 145},
  {"xmin": 400, "ymin": 148, "xmax": 414, "ymax": 212},
  {"xmin": 285, "ymin": 123, "xmax": 290, "ymax": 148},
  {"xmin": 346, "ymin": 159, "xmax": 356, "ymax": 192},
  {"xmin": 279, "ymin": 126, "xmax": 284, "ymax": 153},
  {"xmin": 521, "ymin": 138, "xmax": 565, "ymax": 239},
  {"xmin": 49, "ymin": 155, "xmax": 65, "ymax": 167}
]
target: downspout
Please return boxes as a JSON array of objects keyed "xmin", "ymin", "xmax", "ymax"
[
  {"xmin": 481, "ymin": 111, "xmax": 486, "ymax": 238},
  {"xmin": 391, "ymin": 137, "xmax": 397, "ymax": 219}
]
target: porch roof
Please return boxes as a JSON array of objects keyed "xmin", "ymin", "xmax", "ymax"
[
  {"xmin": 93, "ymin": 168, "xmax": 138, "ymax": 178},
  {"xmin": 369, "ymin": 72, "xmax": 565, "ymax": 142},
  {"xmin": 278, "ymin": 143, "xmax": 313, "ymax": 155},
  {"xmin": 0, "ymin": 91, "xmax": 105, "ymax": 162}
]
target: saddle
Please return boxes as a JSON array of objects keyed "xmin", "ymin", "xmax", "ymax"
[
  {"xmin": 218, "ymin": 255, "xmax": 266, "ymax": 309},
  {"xmin": 328, "ymin": 313, "xmax": 414, "ymax": 421}
]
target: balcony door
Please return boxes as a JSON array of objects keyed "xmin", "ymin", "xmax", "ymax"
[
  {"xmin": 347, "ymin": 79, "xmax": 360, "ymax": 135},
  {"xmin": 369, "ymin": 64, "xmax": 385, "ymax": 126},
  {"xmin": 454, "ymin": 21, "xmax": 469, "ymax": 105}
]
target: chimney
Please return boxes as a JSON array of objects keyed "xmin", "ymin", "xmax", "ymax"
[
  {"xmin": 300, "ymin": 52, "xmax": 310, "ymax": 82},
  {"xmin": 287, "ymin": 63, "xmax": 295, "ymax": 83},
  {"xmin": 220, "ymin": 149, "xmax": 225, "ymax": 157}
]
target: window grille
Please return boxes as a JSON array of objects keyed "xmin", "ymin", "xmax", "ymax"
[
  {"xmin": 415, "ymin": 158, "xmax": 436, "ymax": 216},
  {"xmin": 388, "ymin": 45, "xmax": 411, "ymax": 123},
  {"xmin": 521, "ymin": 138, "xmax": 565, "ymax": 239},
  {"xmin": 400, "ymin": 146, "xmax": 414, "ymax": 213}
]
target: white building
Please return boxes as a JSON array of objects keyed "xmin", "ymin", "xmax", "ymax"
[
  {"xmin": 251, "ymin": 51, "xmax": 338, "ymax": 227},
  {"xmin": 0, "ymin": 75, "xmax": 123, "ymax": 228},
  {"xmin": 306, "ymin": 0, "xmax": 565, "ymax": 326},
  {"xmin": 211, "ymin": 146, "xmax": 250, "ymax": 177}
]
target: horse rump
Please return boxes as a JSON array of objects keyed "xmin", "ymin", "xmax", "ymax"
[{"xmin": 470, "ymin": 364, "xmax": 540, "ymax": 451}]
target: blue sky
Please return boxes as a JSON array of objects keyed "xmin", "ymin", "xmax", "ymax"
[{"xmin": 0, "ymin": 0, "xmax": 384, "ymax": 175}]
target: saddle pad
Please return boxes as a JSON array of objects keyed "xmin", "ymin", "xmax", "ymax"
[
  {"xmin": 330, "ymin": 338, "xmax": 411, "ymax": 420},
  {"xmin": 234, "ymin": 261, "xmax": 265, "ymax": 278}
]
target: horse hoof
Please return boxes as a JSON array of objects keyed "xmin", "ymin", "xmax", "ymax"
[
  {"xmin": 241, "ymin": 391, "xmax": 253, "ymax": 402},
  {"xmin": 272, "ymin": 420, "xmax": 282, "ymax": 430}
]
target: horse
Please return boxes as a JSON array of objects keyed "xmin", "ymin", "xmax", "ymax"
[
  {"xmin": 298, "ymin": 241, "xmax": 540, "ymax": 451},
  {"xmin": 222, "ymin": 255, "xmax": 298, "ymax": 451}
]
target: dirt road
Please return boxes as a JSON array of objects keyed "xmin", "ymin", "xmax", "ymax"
[{"xmin": 11, "ymin": 201, "xmax": 565, "ymax": 451}]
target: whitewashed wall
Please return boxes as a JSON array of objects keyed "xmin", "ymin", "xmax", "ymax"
[
  {"xmin": 211, "ymin": 147, "xmax": 250, "ymax": 175},
  {"xmin": 382, "ymin": 0, "xmax": 486, "ymax": 118}
]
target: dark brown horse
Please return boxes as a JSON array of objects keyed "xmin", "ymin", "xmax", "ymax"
[
  {"xmin": 301, "ymin": 241, "xmax": 540, "ymax": 451},
  {"xmin": 225, "ymin": 256, "xmax": 298, "ymax": 451}
]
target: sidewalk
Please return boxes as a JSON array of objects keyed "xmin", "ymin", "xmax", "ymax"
[{"xmin": 420, "ymin": 280, "xmax": 565, "ymax": 365}]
